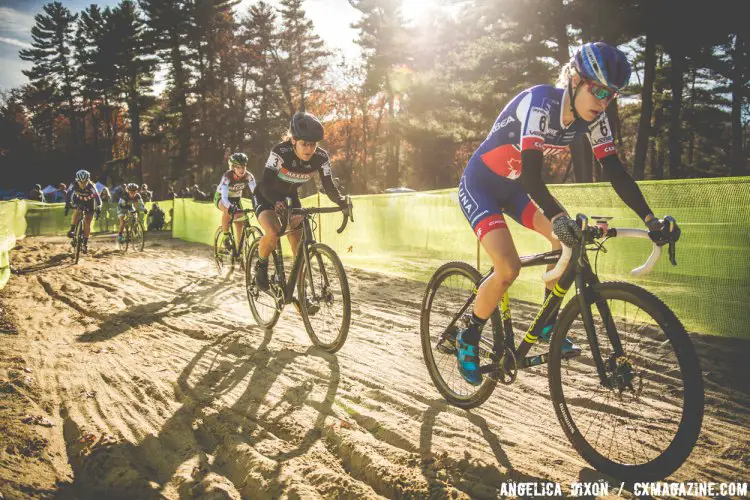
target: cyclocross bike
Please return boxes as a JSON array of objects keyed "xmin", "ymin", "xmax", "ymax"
[
  {"xmin": 213, "ymin": 205, "xmax": 264, "ymax": 276},
  {"xmin": 120, "ymin": 209, "xmax": 145, "ymax": 252},
  {"xmin": 420, "ymin": 214, "xmax": 703, "ymax": 481},
  {"xmin": 69, "ymin": 205, "xmax": 97, "ymax": 264},
  {"xmin": 245, "ymin": 196, "xmax": 353, "ymax": 353}
]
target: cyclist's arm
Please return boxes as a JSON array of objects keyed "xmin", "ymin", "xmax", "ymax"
[
  {"xmin": 93, "ymin": 185, "xmax": 102, "ymax": 208},
  {"xmin": 589, "ymin": 115, "xmax": 653, "ymax": 221},
  {"xmin": 218, "ymin": 177, "xmax": 232, "ymax": 209},
  {"xmin": 258, "ymin": 151, "xmax": 282, "ymax": 202},
  {"xmin": 318, "ymin": 157, "xmax": 346, "ymax": 206},
  {"xmin": 65, "ymin": 183, "xmax": 74, "ymax": 205},
  {"xmin": 246, "ymin": 173, "xmax": 257, "ymax": 196},
  {"xmin": 519, "ymin": 150, "xmax": 564, "ymax": 220},
  {"xmin": 135, "ymin": 194, "xmax": 145, "ymax": 212}
]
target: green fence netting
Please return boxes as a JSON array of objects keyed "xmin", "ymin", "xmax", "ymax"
[
  {"xmin": 24, "ymin": 200, "xmax": 174, "ymax": 236},
  {"xmin": 172, "ymin": 178, "xmax": 750, "ymax": 338},
  {"xmin": 0, "ymin": 200, "xmax": 28, "ymax": 289}
]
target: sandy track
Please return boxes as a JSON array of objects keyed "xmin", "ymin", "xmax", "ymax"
[{"xmin": 1, "ymin": 234, "xmax": 749, "ymax": 499}]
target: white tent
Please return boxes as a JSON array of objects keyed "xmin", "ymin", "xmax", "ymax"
[{"xmin": 41, "ymin": 184, "xmax": 58, "ymax": 194}]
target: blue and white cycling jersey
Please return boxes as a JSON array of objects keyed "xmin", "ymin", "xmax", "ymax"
[{"xmin": 459, "ymin": 84, "xmax": 617, "ymax": 239}]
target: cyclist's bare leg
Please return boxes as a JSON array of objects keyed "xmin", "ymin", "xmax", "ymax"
[
  {"xmin": 83, "ymin": 212, "xmax": 94, "ymax": 238},
  {"xmin": 530, "ymin": 208, "xmax": 563, "ymax": 292},
  {"xmin": 473, "ymin": 228, "xmax": 521, "ymax": 319},
  {"xmin": 218, "ymin": 203, "xmax": 232, "ymax": 232},
  {"xmin": 118, "ymin": 215, "xmax": 125, "ymax": 234},
  {"xmin": 233, "ymin": 212, "xmax": 245, "ymax": 243},
  {"xmin": 257, "ymin": 210, "xmax": 281, "ymax": 259},
  {"xmin": 286, "ymin": 214, "xmax": 304, "ymax": 257},
  {"xmin": 71, "ymin": 210, "xmax": 80, "ymax": 227}
]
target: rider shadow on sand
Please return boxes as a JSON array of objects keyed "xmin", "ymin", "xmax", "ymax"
[
  {"xmin": 12, "ymin": 252, "xmax": 72, "ymax": 275},
  {"xmin": 419, "ymin": 398, "xmax": 549, "ymax": 497},
  {"xmin": 75, "ymin": 278, "xmax": 229, "ymax": 343},
  {"xmin": 62, "ymin": 325, "xmax": 341, "ymax": 499}
]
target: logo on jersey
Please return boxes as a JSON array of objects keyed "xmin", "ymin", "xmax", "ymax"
[
  {"xmin": 279, "ymin": 167, "xmax": 313, "ymax": 183},
  {"xmin": 458, "ymin": 182, "xmax": 474, "ymax": 215},
  {"xmin": 506, "ymin": 157, "xmax": 522, "ymax": 179}
]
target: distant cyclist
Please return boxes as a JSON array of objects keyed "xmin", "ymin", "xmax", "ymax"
[
  {"xmin": 454, "ymin": 42, "xmax": 681, "ymax": 386},
  {"xmin": 117, "ymin": 183, "xmax": 146, "ymax": 244},
  {"xmin": 65, "ymin": 170, "xmax": 102, "ymax": 254},
  {"xmin": 214, "ymin": 152, "xmax": 257, "ymax": 251}
]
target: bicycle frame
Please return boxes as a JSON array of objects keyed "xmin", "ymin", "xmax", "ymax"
[
  {"xmin": 226, "ymin": 209, "xmax": 257, "ymax": 258},
  {"xmin": 272, "ymin": 214, "xmax": 323, "ymax": 306},
  {"xmin": 442, "ymin": 243, "xmax": 622, "ymax": 383}
]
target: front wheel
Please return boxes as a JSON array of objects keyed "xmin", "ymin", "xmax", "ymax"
[
  {"xmin": 245, "ymin": 240, "xmax": 282, "ymax": 329},
  {"xmin": 131, "ymin": 219, "xmax": 145, "ymax": 252},
  {"xmin": 420, "ymin": 261, "xmax": 503, "ymax": 409},
  {"xmin": 72, "ymin": 220, "xmax": 83, "ymax": 264},
  {"xmin": 297, "ymin": 243, "xmax": 351, "ymax": 353},
  {"xmin": 548, "ymin": 281, "xmax": 704, "ymax": 481},
  {"xmin": 213, "ymin": 227, "xmax": 234, "ymax": 276}
]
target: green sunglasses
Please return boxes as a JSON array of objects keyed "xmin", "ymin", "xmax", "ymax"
[{"xmin": 586, "ymin": 80, "xmax": 618, "ymax": 101}]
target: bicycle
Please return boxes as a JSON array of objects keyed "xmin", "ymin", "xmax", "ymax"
[
  {"xmin": 213, "ymin": 205, "xmax": 264, "ymax": 276},
  {"xmin": 420, "ymin": 214, "xmax": 703, "ymax": 481},
  {"xmin": 120, "ymin": 209, "xmax": 145, "ymax": 252},
  {"xmin": 245, "ymin": 196, "xmax": 353, "ymax": 353},
  {"xmin": 68, "ymin": 205, "xmax": 96, "ymax": 264}
]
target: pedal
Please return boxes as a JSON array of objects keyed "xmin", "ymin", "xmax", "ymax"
[{"xmin": 436, "ymin": 340, "xmax": 457, "ymax": 355}]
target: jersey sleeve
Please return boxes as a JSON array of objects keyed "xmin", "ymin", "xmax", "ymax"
[
  {"xmin": 517, "ymin": 92, "xmax": 549, "ymax": 153},
  {"xmin": 588, "ymin": 113, "xmax": 617, "ymax": 160},
  {"xmin": 315, "ymin": 150, "xmax": 344, "ymax": 204},
  {"xmin": 217, "ymin": 172, "xmax": 231, "ymax": 208}
]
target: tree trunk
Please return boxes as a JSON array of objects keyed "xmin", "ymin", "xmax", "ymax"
[
  {"xmin": 731, "ymin": 33, "xmax": 746, "ymax": 176},
  {"xmin": 385, "ymin": 77, "xmax": 399, "ymax": 189},
  {"xmin": 666, "ymin": 47, "xmax": 685, "ymax": 178},
  {"xmin": 633, "ymin": 35, "xmax": 656, "ymax": 180}
]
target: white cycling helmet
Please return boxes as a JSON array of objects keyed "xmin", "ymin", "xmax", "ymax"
[{"xmin": 75, "ymin": 170, "xmax": 90, "ymax": 182}]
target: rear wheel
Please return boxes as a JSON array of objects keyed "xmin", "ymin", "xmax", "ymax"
[
  {"xmin": 549, "ymin": 281, "xmax": 704, "ymax": 481},
  {"xmin": 213, "ymin": 227, "xmax": 234, "ymax": 276},
  {"xmin": 297, "ymin": 243, "xmax": 351, "ymax": 353},
  {"xmin": 245, "ymin": 240, "xmax": 281, "ymax": 329},
  {"xmin": 420, "ymin": 261, "xmax": 502, "ymax": 409}
]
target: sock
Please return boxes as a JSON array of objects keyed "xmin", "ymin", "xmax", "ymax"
[
  {"xmin": 257, "ymin": 255, "xmax": 268, "ymax": 266},
  {"xmin": 464, "ymin": 312, "xmax": 487, "ymax": 344},
  {"xmin": 69, "ymin": 224, "xmax": 75, "ymax": 232}
]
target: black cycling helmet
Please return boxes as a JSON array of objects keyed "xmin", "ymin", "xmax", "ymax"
[
  {"xmin": 228, "ymin": 152, "xmax": 248, "ymax": 168},
  {"xmin": 34, "ymin": 184, "xmax": 41, "ymax": 190},
  {"xmin": 127, "ymin": 183, "xmax": 138, "ymax": 192},
  {"xmin": 290, "ymin": 112, "xmax": 324, "ymax": 142}
]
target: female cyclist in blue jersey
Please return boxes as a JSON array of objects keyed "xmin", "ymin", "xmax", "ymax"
[{"xmin": 455, "ymin": 42, "xmax": 681, "ymax": 386}]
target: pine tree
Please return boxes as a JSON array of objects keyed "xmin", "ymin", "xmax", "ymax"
[
  {"xmin": 277, "ymin": 0, "xmax": 330, "ymax": 113},
  {"xmin": 19, "ymin": 2, "xmax": 79, "ymax": 161}
]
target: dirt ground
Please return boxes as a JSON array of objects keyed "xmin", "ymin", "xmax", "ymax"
[{"xmin": 1, "ymin": 234, "xmax": 749, "ymax": 499}]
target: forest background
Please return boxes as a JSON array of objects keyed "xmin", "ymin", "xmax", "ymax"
[{"xmin": 0, "ymin": 0, "xmax": 747, "ymax": 198}]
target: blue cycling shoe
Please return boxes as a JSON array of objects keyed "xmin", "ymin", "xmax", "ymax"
[
  {"xmin": 538, "ymin": 324, "xmax": 581, "ymax": 358},
  {"xmin": 456, "ymin": 329, "xmax": 482, "ymax": 386}
]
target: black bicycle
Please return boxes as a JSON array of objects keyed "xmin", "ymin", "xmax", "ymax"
[
  {"xmin": 245, "ymin": 197, "xmax": 353, "ymax": 353},
  {"xmin": 213, "ymin": 205, "xmax": 263, "ymax": 276},
  {"xmin": 69, "ymin": 205, "xmax": 96, "ymax": 264},
  {"xmin": 420, "ymin": 214, "xmax": 703, "ymax": 481},
  {"xmin": 120, "ymin": 209, "xmax": 145, "ymax": 252}
]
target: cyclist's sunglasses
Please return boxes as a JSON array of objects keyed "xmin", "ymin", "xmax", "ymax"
[{"xmin": 586, "ymin": 80, "xmax": 618, "ymax": 101}]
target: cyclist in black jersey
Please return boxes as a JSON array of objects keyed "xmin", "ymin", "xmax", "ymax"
[
  {"xmin": 254, "ymin": 112, "xmax": 348, "ymax": 290},
  {"xmin": 65, "ymin": 169, "xmax": 102, "ymax": 254}
]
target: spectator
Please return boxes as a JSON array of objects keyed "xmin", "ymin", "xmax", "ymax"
[
  {"xmin": 192, "ymin": 184, "xmax": 208, "ymax": 201},
  {"xmin": 167, "ymin": 186, "xmax": 176, "ymax": 199},
  {"xmin": 140, "ymin": 183, "xmax": 153, "ymax": 202},
  {"xmin": 28, "ymin": 184, "xmax": 45, "ymax": 202},
  {"xmin": 178, "ymin": 186, "xmax": 191, "ymax": 198},
  {"xmin": 147, "ymin": 202, "xmax": 166, "ymax": 231},
  {"xmin": 53, "ymin": 183, "xmax": 67, "ymax": 203},
  {"xmin": 100, "ymin": 186, "xmax": 112, "ymax": 202},
  {"xmin": 112, "ymin": 183, "xmax": 126, "ymax": 203}
]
